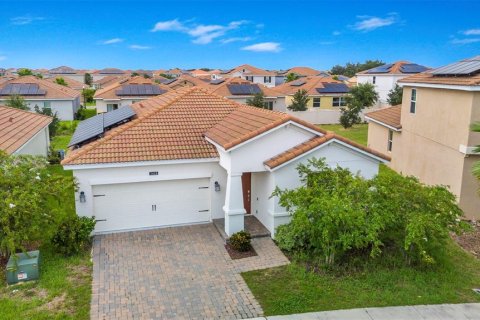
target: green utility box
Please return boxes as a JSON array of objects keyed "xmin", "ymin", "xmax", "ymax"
[{"xmin": 6, "ymin": 250, "xmax": 40, "ymax": 285}]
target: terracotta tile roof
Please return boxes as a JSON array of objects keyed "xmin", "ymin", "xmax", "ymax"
[
  {"xmin": 264, "ymin": 133, "xmax": 391, "ymax": 169},
  {"xmin": 45, "ymin": 76, "xmax": 85, "ymax": 90},
  {"xmin": 274, "ymin": 76, "xmax": 347, "ymax": 95},
  {"xmin": 227, "ymin": 64, "xmax": 276, "ymax": 76},
  {"xmin": 166, "ymin": 74, "xmax": 210, "ymax": 89},
  {"xmin": 0, "ymin": 106, "xmax": 52, "ymax": 154},
  {"xmin": 398, "ymin": 72, "xmax": 480, "ymax": 86},
  {"xmin": 206, "ymin": 77, "xmax": 284, "ymax": 97},
  {"xmin": 286, "ymin": 67, "xmax": 322, "ymax": 76},
  {"xmin": 358, "ymin": 61, "xmax": 429, "ymax": 75},
  {"xmin": 94, "ymin": 76, "xmax": 171, "ymax": 99},
  {"xmin": 0, "ymin": 76, "xmax": 80, "ymax": 99},
  {"xmin": 93, "ymin": 75, "xmax": 130, "ymax": 87},
  {"xmin": 365, "ymin": 105, "xmax": 402, "ymax": 130}
]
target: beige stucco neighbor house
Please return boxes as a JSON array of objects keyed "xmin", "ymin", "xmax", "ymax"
[{"xmin": 365, "ymin": 56, "xmax": 480, "ymax": 220}]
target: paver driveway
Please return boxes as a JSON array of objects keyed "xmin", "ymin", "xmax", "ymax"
[{"xmin": 91, "ymin": 223, "xmax": 289, "ymax": 319}]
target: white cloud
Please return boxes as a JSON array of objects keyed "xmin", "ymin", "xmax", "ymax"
[
  {"xmin": 129, "ymin": 44, "xmax": 151, "ymax": 50},
  {"xmin": 463, "ymin": 29, "xmax": 480, "ymax": 35},
  {"xmin": 241, "ymin": 42, "xmax": 281, "ymax": 53},
  {"xmin": 332, "ymin": 31, "xmax": 341, "ymax": 36},
  {"xmin": 353, "ymin": 14, "xmax": 397, "ymax": 32},
  {"xmin": 450, "ymin": 38, "xmax": 480, "ymax": 45},
  {"xmin": 151, "ymin": 19, "xmax": 249, "ymax": 44},
  {"xmin": 220, "ymin": 37, "xmax": 252, "ymax": 44},
  {"xmin": 11, "ymin": 15, "xmax": 44, "ymax": 25},
  {"xmin": 101, "ymin": 38, "xmax": 123, "ymax": 45},
  {"xmin": 0, "ymin": 56, "xmax": 6, "ymax": 61},
  {"xmin": 151, "ymin": 19, "xmax": 186, "ymax": 32}
]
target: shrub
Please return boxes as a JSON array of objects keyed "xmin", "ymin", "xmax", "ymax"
[
  {"xmin": 274, "ymin": 159, "xmax": 466, "ymax": 266},
  {"xmin": 47, "ymin": 146, "xmax": 60, "ymax": 164},
  {"xmin": 51, "ymin": 216, "xmax": 96, "ymax": 256},
  {"xmin": 228, "ymin": 231, "xmax": 252, "ymax": 252},
  {"xmin": 76, "ymin": 107, "xmax": 97, "ymax": 120}
]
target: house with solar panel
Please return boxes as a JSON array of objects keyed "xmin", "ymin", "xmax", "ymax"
[
  {"xmin": 274, "ymin": 76, "xmax": 351, "ymax": 124},
  {"xmin": 47, "ymin": 66, "xmax": 86, "ymax": 84},
  {"xmin": 364, "ymin": 56, "xmax": 480, "ymax": 220},
  {"xmin": 91, "ymin": 68, "xmax": 128, "ymax": 82},
  {"xmin": 357, "ymin": 61, "xmax": 429, "ymax": 105},
  {"xmin": 0, "ymin": 76, "xmax": 81, "ymax": 120},
  {"xmin": 94, "ymin": 76, "xmax": 170, "ymax": 113},
  {"xmin": 224, "ymin": 64, "xmax": 283, "ymax": 87},
  {"xmin": 206, "ymin": 77, "xmax": 286, "ymax": 111}
]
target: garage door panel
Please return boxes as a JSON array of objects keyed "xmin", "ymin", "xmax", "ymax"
[{"xmin": 93, "ymin": 178, "xmax": 211, "ymax": 233}]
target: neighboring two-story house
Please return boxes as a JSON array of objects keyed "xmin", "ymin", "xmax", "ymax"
[
  {"xmin": 274, "ymin": 76, "xmax": 350, "ymax": 124},
  {"xmin": 0, "ymin": 76, "xmax": 81, "ymax": 120},
  {"xmin": 225, "ymin": 64, "xmax": 282, "ymax": 88},
  {"xmin": 365, "ymin": 56, "xmax": 480, "ymax": 220},
  {"xmin": 94, "ymin": 76, "xmax": 170, "ymax": 113},
  {"xmin": 357, "ymin": 61, "xmax": 429, "ymax": 105},
  {"xmin": 91, "ymin": 68, "xmax": 128, "ymax": 82},
  {"xmin": 47, "ymin": 66, "xmax": 86, "ymax": 84}
]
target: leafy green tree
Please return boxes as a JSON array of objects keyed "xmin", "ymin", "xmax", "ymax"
[
  {"xmin": 246, "ymin": 92, "xmax": 266, "ymax": 108},
  {"xmin": 5, "ymin": 94, "xmax": 29, "ymax": 110},
  {"xmin": 0, "ymin": 152, "xmax": 76, "ymax": 258},
  {"xmin": 340, "ymin": 83, "xmax": 378, "ymax": 128},
  {"xmin": 143, "ymin": 73, "xmax": 151, "ymax": 79},
  {"xmin": 472, "ymin": 123, "xmax": 480, "ymax": 183},
  {"xmin": 131, "ymin": 72, "xmax": 139, "ymax": 77},
  {"xmin": 54, "ymin": 77, "xmax": 68, "ymax": 86},
  {"xmin": 387, "ymin": 84, "xmax": 403, "ymax": 105},
  {"xmin": 17, "ymin": 68, "xmax": 33, "ymax": 76},
  {"xmin": 34, "ymin": 105, "xmax": 59, "ymax": 137},
  {"xmin": 285, "ymin": 72, "xmax": 299, "ymax": 82},
  {"xmin": 288, "ymin": 89, "xmax": 310, "ymax": 111},
  {"xmin": 330, "ymin": 60, "xmax": 385, "ymax": 77},
  {"xmin": 82, "ymin": 88, "xmax": 96, "ymax": 103},
  {"xmin": 84, "ymin": 73, "xmax": 93, "ymax": 86},
  {"xmin": 274, "ymin": 158, "xmax": 465, "ymax": 266},
  {"xmin": 160, "ymin": 73, "xmax": 174, "ymax": 79},
  {"xmin": 35, "ymin": 73, "xmax": 43, "ymax": 79}
]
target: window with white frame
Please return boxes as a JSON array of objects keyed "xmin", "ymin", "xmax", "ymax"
[
  {"xmin": 43, "ymin": 101, "xmax": 52, "ymax": 112},
  {"xmin": 245, "ymin": 76, "xmax": 253, "ymax": 82},
  {"xmin": 263, "ymin": 101, "xmax": 273, "ymax": 110},
  {"xmin": 332, "ymin": 97, "xmax": 346, "ymax": 107},
  {"xmin": 372, "ymin": 76, "xmax": 376, "ymax": 84},
  {"xmin": 410, "ymin": 88, "xmax": 417, "ymax": 113},
  {"xmin": 387, "ymin": 129, "xmax": 393, "ymax": 152},
  {"xmin": 313, "ymin": 97, "xmax": 321, "ymax": 108},
  {"xmin": 107, "ymin": 103, "xmax": 118, "ymax": 112},
  {"xmin": 264, "ymin": 76, "xmax": 272, "ymax": 83}
]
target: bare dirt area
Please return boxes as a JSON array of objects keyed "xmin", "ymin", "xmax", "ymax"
[{"xmin": 453, "ymin": 222, "xmax": 480, "ymax": 259}]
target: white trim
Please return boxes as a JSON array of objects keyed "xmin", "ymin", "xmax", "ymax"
[
  {"xmin": 265, "ymin": 138, "xmax": 388, "ymax": 172},
  {"xmin": 267, "ymin": 210, "xmax": 291, "ymax": 217},
  {"xmin": 364, "ymin": 116, "xmax": 402, "ymax": 132},
  {"xmin": 399, "ymin": 82, "xmax": 480, "ymax": 91},
  {"xmin": 13, "ymin": 123, "xmax": 51, "ymax": 154},
  {"xmin": 459, "ymin": 144, "xmax": 479, "ymax": 155},
  {"xmin": 89, "ymin": 173, "xmax": 213, "ymax": 186},
  {"xmin": 63, "ymin": 158, "xmax": 219, "ymax": 170}
]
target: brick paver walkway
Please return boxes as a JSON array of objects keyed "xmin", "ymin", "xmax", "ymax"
[{"xmin": 91, "ymin": 223, "xmax": 289, "ymax": 320}]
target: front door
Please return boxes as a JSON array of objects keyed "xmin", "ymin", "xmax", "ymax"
[{"xmin": 241, "ymin": 172, "xmax": 251, "ymax": 214}]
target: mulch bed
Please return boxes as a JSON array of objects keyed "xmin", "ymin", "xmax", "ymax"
[
  {"xmin": 224, "ymin": 243, "xmax": 257, "ymax": 260},
  {"xmin": 453, "ymin": 221, "xmax": 480, "ymax": 259}
]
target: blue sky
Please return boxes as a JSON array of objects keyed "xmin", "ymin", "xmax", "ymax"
[{"xmin": 0, "ymin": 0, "xmax": 479, "ymax": 70}]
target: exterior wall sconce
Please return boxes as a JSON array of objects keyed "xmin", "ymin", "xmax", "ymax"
[
  {"xmin": 214, "ymin": 181, "xmax": 221, "ymax": 192},
  {"xmin": 79, "ymin": 191, "xmax": 86, "ymax": 203}
]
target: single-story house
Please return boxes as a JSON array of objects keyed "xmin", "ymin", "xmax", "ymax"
[
  {"xmin": 94, "ymin": 76, "xmax": 170, "ymax": 113},
  {"xmin": 62, "ymin": 87, "xmax": 389, "ymax": 237},
  {"xmin": 0, "ymin": 105, "xmax": 52, "ymax": 156},
  {"xmin": 0, "ymin": 76, "xmax": 81, "ymax": 120}
]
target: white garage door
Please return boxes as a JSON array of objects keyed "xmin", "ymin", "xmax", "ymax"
[{"xmin": 92, "ymin": 178, "xmax": 211, "ymax": 233}]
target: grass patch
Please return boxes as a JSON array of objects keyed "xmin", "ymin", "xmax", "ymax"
[
  {"xmin": 51, "ymin": 121, "xmax": 78, "ymax": 151},
  {"xmin": 243, "ymin": 240, "xmax": 480, "ymax": 316},
  {"xmin": 85, "ymin": 102, "xmax": 96, "ymax": 107},
  {"xmin": 319, "ymin": 124, "xmax": 368, "ymax": 146}
]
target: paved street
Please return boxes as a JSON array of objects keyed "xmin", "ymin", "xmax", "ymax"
[{"xmin": 91, "ymin": 223, "xmax": 289, "ymax": 319}]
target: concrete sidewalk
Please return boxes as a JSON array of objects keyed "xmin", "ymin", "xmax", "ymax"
[{"xmin": 250, "ymin": 303, "xmax": 480, "ymax": 319}]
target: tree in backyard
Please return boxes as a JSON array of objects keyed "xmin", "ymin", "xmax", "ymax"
[
  {"xmin": 35, "ymin": 73, "xmax": 43, "ymax": 79},
  {"xmin": 246, "ymin": 92, "xmax": 266, "ymax": 108},
  {"xmin": 131, "ymin": 72, "xmax": 139, "ymax": 77},
  {"xmin": 84, "ymin": 73, "xmax": 93, "ymax": 86},
  {"xmin": 17, "ymin": 68, "xmax": 33, "ymax": 76},
  {"xmin": 274, "ymin": 158, "xmax": 466, "ymax": 267},
  {"xmin": 55, "ymin": 77, "xmax": 68, "ymax": 86},
  {"xmin": 0, "ymin": 152, "xmax": 76, "ymax": 259},
  {"xmin": 160, "ymin": 73, "xmax": 174, "ymax": 79},
  {"xmin": 472, "ymin": 123, "xmax": 480, "ymax": 184},
  {"xmin": 387, "ymin": 84, "xmax": 403, "ymax": 105},
  {"xmin": 340, "ymin": 83, "xmax": 378, "ymax": 128},
  {"xmin": 82, "ymin": 88, "xmax": 96, "ymax": 103},
  {"xmin": 143, "ymin": 73, "xmax": 151, "ymax": 79},
  {"xmin": 34, "ymin": 105, "xmax": 59, "ymax": 137},
  {"xmin": 285, "ymin": 72, "xmax": 299, "ymax": 82},
  {"xmin": 287, "ymin": 89, "xmax": 310, "ymax": 111},
  {"xmin": 330, "ymin": 60, "xmax": 385, "ymax": 78},
  {"xmin": 5, "ymin": 94, "xmax": 29, "ymax": 110}
]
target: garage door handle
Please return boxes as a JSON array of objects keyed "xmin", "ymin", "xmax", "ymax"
[
  {"xmin": 198, "ymin": 210, "xmax": 209, "ymax": 212},
  {"xmin": 93, "ymin": 194, "xmax": 106, "ymax": 197},
  {"xmin": 95, "ymin": 219, "xmax": 107, "ymax": 222},
  {"xmin": 198, "ymin": 186, "xmax": 209, "ymax": 189}
]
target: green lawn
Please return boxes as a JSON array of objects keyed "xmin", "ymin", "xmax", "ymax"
[
  {"xmin": 320, "ymin": 124, "xmax": 368, "ymax": 146},
  {"xmin": 51, "ymin": 121, "xmax": 78, "ymax": 151},
  {"xmin": 0, "ymin": 165, "xmax": 91, "ymax": 320},
  {"xmin": 243, "ymin": 241, "xmax": 480, "ymax": 316}
]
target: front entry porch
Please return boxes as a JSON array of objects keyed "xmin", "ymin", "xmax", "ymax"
[{"xmin": 213, "ymin": 215, "xmax": 271, "ymax": 239}]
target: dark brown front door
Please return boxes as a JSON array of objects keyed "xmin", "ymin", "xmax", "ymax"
[{"xmin": 241, "ymin": 172, "xmax": 251, "ymax": 214}]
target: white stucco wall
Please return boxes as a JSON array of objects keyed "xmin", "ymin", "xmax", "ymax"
[
  {"xmin": 95, "ymin": 98, "xmax": 147, "ymax": 113},
  {"xmin": 357, "ymin": 74, "xmax": 407, "ymax": 105},
  {"xmin": 225, "ymin": 96, "xmax": 286, "ymax": 112},
  {"xmin": 66, "ymin": 160, "xmax": 227, "ymax": 221},
  {"xmin": 0, "ymin": 98, "xmax": 81, "ymax": 121},
  {"xmin": 287, "ymin": 106, "xmax": 379, "ymax": 125},
  {"xmin": 14, "ymin": 126, "xmax": 50, "ymax": 156}
]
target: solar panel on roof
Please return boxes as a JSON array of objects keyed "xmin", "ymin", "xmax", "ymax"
[
  {"xmin": 161, "ymin": 78, "xmax": 177, "ymax": 85},
  {"xmin": 366, "ymin": 64, "xmax": 394, "ymax": 74},
  {"xmin": 290, "ymin": 79, "xmax": 306, "ymax": 86},
  {"xmin": 68, "ymin": 106, "xmax": 136, "ymax": 147},
  {"xmin": 227, "ymin": 84, "xmax": 262, "ymax": 95},
  {"xmin": 430, "ymin": 60, "xmax": 480, "ymax": 76},
  {"xmin": 0, "ymin": 83, "xmax": 46, "ymax": 96},
  {"xmin": 116, "ymin": 84, "xmax": 166, "ymax": 96},
  {"xmin": 400, "ymin": 64, "xmax": 429, "ymax": 73},
  {"xmin": 316, "ymin": 83, "xmax": 350, "ymax": 94}
]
